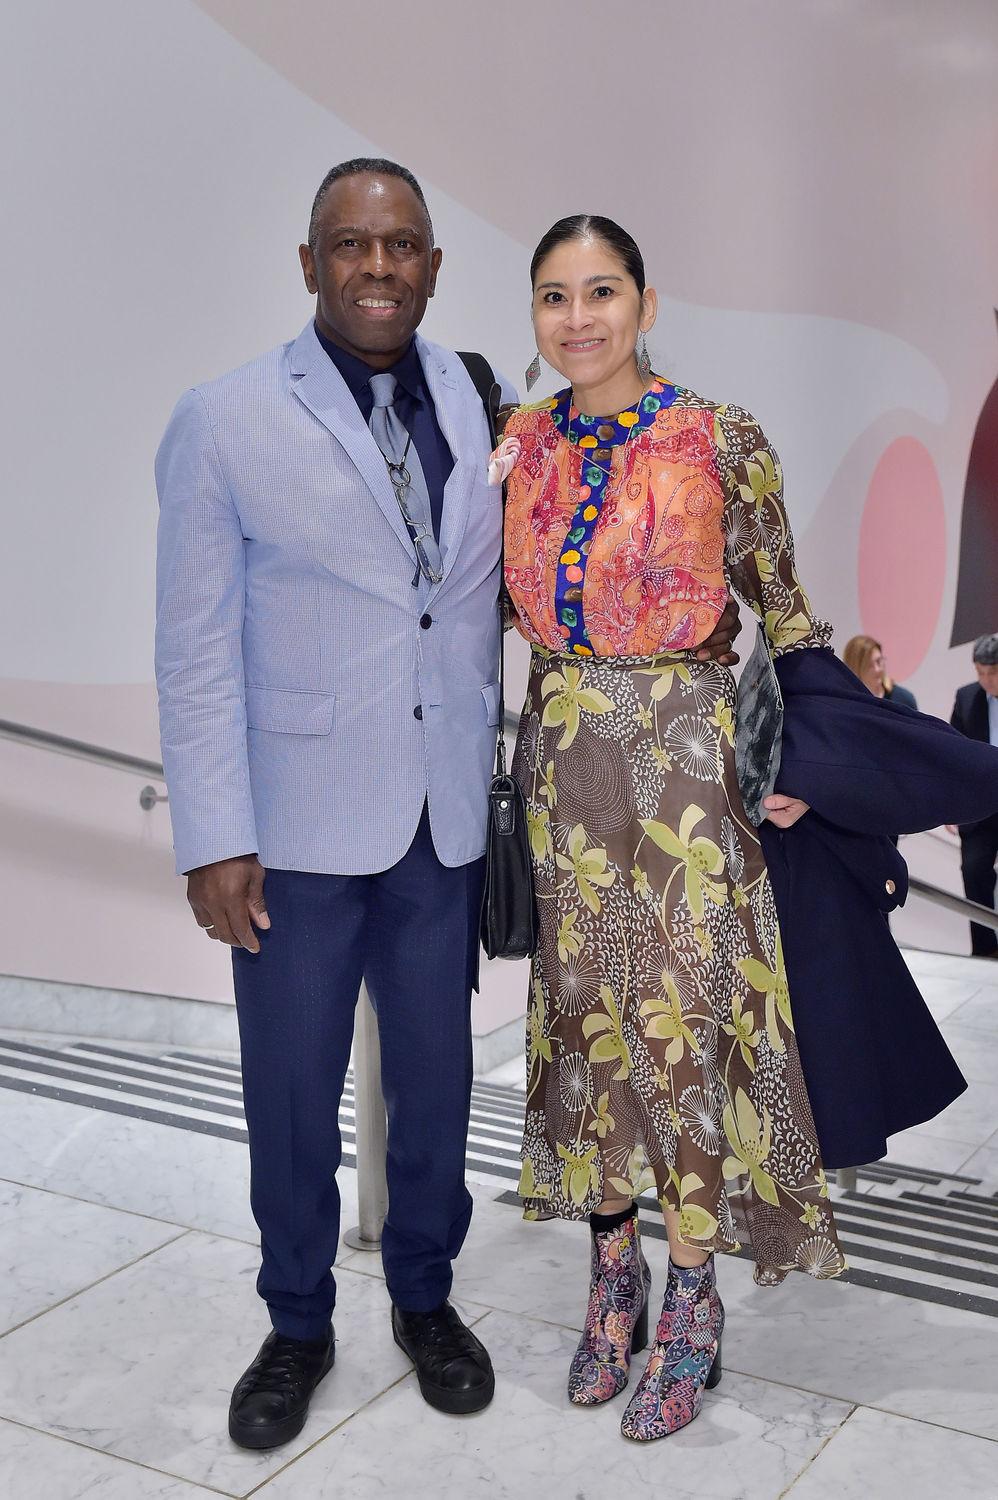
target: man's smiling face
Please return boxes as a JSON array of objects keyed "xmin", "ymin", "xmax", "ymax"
[{"xmin": 299, "ymin": 172, "xmax": 442, "ymax": 369}]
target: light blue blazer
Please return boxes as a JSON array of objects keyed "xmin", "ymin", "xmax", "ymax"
[{"xmin": 155, "ymin": 321, "xmax": 515, "ymax": 876}]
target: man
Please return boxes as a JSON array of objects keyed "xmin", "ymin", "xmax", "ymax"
[
  {"xmin": 155, "ymin": 158, "xmax": 741, "ymax": 1450},
  {"xmin": 950, "ymin": 634, "xmax": 998, "ymax": 957}
]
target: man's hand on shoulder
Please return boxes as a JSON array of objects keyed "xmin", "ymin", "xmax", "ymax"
[
  {"xmin": 695, "ymin": 597, "xmax": 742, "ymax": 666},
  {"xmin": 187, "ymin": 855, "xmax": 270, "ymax": 953}
]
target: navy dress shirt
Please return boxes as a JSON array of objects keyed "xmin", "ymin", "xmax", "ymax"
[{"xmin": 314, "ymin": 325, "xmax": 454, "ymax": 543}]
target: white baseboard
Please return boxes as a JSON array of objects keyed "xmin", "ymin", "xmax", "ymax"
[
  {"xmin": 0, "ymin": 972, "xmax": 524, "ymax": 1074},
  {"xmin": 0, "ymin": 972, "xmax": 239, "ymax": 1051},
  {"xmin": 471, "ymin": 1013, "xmax": 522, "ymax": 1075}
]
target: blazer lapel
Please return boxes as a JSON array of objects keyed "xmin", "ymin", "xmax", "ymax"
[
  {"xmin": 417, "ymin": 337, "xmax": 479, "ymax": 591},
  {"xmin": 971, "ymin": 685, "xmax": 991, "ymax": 743},
  {"xmin": 289, "ymin": 323, "xmax": 415, "ymax": 556}
]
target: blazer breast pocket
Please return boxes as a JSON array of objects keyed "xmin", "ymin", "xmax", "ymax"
[{"xmin": 245, "ymin": 686, "xmax": 335, "ymax": 735}]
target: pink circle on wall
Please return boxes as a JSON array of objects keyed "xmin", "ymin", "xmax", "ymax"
[{"xmin": 857, "ymin": 437, "xmax": 946, "ymax": 682}]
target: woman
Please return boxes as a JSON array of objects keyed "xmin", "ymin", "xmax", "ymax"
[
  {"xmin": 498, "ymin": 215, "xmax": 845, "ymax": 1443},
  {"xmin": 842, "ymin": 634, "xmax": 917, "ymax": 708}
]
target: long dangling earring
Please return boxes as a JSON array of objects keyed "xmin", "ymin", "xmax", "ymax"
[
  {"xmin": 637, "ymin": 335, "xmax": 651, "ymax": 380},
  {"xmin": 524, "ymin": 351, "xmax": 541, "ymax": 392}
]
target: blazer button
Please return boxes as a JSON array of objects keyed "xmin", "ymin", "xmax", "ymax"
[
  {"xmin": 885, "ymin": 879, "xmax": 896, "ymax": 894},
  {"xmin": 413, "ymin": 705, "xmax": 423, "ymax": 720},
  {"xmin": 420, "ymin": 613, "xmax": 432, "ymax": 629}
]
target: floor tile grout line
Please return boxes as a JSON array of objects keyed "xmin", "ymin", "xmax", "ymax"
[
  {"xmin": 242, "ymin": 1309, "xmax": 498, "ymax": 1496},
  {"xmin": 859, "ymin": 1400, "xmax": 998, "ymax": 1445},
  {"xmin": 0, "ymin": 1414, "xmax": 240, "ymax": 1498},
  {"xmin": 718, "ymin": 1359, "xmax": 998, "ymax": 1448},
  {"xmin": 0, "ymin": 1173, "xmax": 208, "ymax": 1233},
  {"xmin": 778, "ymin": 1404, "xmax": 859, "ymax": 1498},
  {"xmin": 0, "ymin": 1173, "xmax": 262, "ymax": 1249},
  {"xmin": 240, "ymin": 1369, "xmax": 420, "ymax": 1496},
  {"xmin": 0, "ymin": 1228, "xmax": 193, "ymax": 1343}
]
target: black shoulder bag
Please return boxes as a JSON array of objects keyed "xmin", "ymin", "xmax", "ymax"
[{"xmin": 457, "ymin": 352, "xmax": 538, "ymax": 960}]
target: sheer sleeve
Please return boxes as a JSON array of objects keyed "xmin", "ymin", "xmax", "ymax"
[{"xmin": 716, "ymin": 403, "xmax": 832, "ymax": 656}]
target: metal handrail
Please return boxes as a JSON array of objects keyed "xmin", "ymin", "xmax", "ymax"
[
  {"xmin": 0, "ymin": 718, "xmax": 164, "ymax": 778},
  {"xmin": 0, "ymin": 717, "xmax": 166, "ymax": 809},
  {"xmin": 908, "ymin": 877, "xmax": 998, "ymax": 931}
]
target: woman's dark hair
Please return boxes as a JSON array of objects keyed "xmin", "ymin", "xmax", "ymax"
[{"xmin": 529, "ymin": 215, "xmax": 646, "ymax": 295}]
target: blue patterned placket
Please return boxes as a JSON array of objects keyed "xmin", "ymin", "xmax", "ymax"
[{"xmin": 550, "ymin": 379, "xmax": 677, "ymax": 654}]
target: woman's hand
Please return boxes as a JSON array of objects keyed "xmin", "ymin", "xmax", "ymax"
[{"xmin": 762, "ymin": 794, "xmax": 809, "ymax": 829}]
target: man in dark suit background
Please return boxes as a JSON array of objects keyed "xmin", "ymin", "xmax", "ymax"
[{"xmin": 950, "ymin": 634, "xmax": 998, "ymax": 957}]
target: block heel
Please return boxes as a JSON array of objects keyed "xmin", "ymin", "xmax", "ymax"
[
  {"xmin": 705, "ymin": 1335, "xmax": 722, "ymax": 1389},
  {"xmin": 631, "ymin": 1296, "xmax": 649, "ymax": 1356}
]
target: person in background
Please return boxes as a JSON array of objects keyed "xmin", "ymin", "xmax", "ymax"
[
  {"xmin": 949, "ymin": 634, "xmax": 998, "ymax": 958},
  {"xmin": 842, "ymin": 635, "xmax": 917, "ymax": 708}
]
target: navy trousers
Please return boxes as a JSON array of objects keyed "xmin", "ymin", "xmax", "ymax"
[
  {"xmin": 231, "ymin": 806, "xmax": 485, "ymax": 1340},
  {"xmin": 960, "ymin": 813, "xmax": 998, "ymax": 955}
]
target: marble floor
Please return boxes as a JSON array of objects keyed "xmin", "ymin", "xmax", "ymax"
[{"xmin": 2, "ymin": 951, "xmax": 998, "ymax": 1499}]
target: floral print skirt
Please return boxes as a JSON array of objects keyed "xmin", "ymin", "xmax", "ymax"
[{"xmin": 511, "ymin": 647, "xmax": 845, "ymax": 1285}]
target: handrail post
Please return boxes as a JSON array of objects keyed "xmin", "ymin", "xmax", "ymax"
[{"xmin": 342, "ymin": 983, "xmax": 388, "ymax": 1251}]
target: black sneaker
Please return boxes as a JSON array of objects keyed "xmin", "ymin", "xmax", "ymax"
[
  {"xmin": 228, "ymin": 1326, "xmax": 335, "ymax": 1449},
  {"xmin": 391, "ymin": 1301, "xmax": 494, "ymax": 1414}
]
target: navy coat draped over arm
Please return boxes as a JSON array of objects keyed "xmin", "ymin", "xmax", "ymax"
[{"xmin": 757, "ymin": 648, "xmax": 998, "ymax": 1168}]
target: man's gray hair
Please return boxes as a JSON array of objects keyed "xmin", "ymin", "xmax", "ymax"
[{"xmin": 972, "ymin": 634, "xmax": 998, "ymax": 666}]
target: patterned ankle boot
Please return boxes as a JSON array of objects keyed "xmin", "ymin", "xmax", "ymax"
[
  {"xmin": 620, "ymin": 1255, "xmax": 724, "ymax": 1440},
  {"xmin": 567, "ymin": 1210, "xmax": 652, "ymax": 1405}
]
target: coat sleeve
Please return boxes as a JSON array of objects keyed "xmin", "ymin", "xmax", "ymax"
[
  {"xmin": 154, "ymin": 388, "xmax": 258, "ymax": 875},
  {"xmin": 715, "ymin": 404, "xmax": 833, "ymax": 657},
  {"xmin": 773, "ymin": 649, "xmax": 998, "ymax": 835}
]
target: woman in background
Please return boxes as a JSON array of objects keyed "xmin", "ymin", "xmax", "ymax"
[{"xmin": 843, "ymin": 634, "xmax": 917, "ymax": 708}]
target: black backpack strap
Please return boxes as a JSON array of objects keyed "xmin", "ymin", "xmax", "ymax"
[
  {"xmin": 456, "ymin": 351, "xmax": 500, "ymax": 448},
  {"xmin": 456, "ymin": 349, "xmax": 512, "ymax": 771}
]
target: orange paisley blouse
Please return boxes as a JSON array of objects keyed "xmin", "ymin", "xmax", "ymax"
[{"xmin": 503, "ymin": 384, "xmax": 831, "ymax": 659}]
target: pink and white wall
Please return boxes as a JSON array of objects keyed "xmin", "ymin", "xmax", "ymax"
[{"xmin": 2, "ymin": 0, "xmax": 997, "ymax": 1037}]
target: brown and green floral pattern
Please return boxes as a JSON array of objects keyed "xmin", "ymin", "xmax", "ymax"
[
  {"xmin": 512, "ymin": 653, "xmax": 843, "ymax": 1284},
  {"xmin": 508, "ymin": 397, "xmax": 843, "ymax": 1285}
]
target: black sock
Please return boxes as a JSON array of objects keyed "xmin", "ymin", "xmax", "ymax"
[{"xmin": 589, "ymin": 1203, "xmax": 635, "ymax": 1233}]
